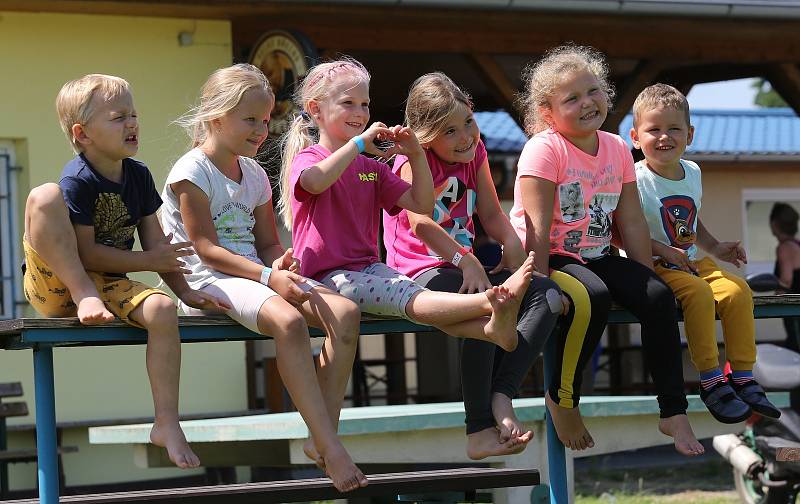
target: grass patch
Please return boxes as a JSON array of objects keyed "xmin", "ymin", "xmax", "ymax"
[{"xmin": 575, "ymin": 458, "xmax": 739, "ymax": 503}]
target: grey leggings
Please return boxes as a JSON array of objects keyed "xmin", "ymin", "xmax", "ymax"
[{"xmin": 414, "ymin": 267, "xmax": 563, "ymax": 434}]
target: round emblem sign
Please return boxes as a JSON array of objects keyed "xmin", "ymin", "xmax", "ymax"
[{"xmin": 249, "ymin": 30, "xmax": 317, "ymax": 136}]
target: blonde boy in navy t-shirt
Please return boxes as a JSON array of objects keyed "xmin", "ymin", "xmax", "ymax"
[{"xmin": 22, "ymin": 74, "xmax": 227, "ymax": 468}]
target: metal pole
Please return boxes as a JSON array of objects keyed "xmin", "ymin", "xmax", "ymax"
[
  {"xmin": 543, "ymin": 334, "xmax": 568, "ymax": 503},
  {"xmin": 33, "ymin": 346, "xmax": 59, "ymax": 504}
]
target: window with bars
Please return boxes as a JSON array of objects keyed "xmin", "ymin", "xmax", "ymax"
[{"xmin": 0, "ymin": 143, "xmax": 21, "ymax": 319}]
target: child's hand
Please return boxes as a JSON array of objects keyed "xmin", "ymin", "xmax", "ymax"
[
  {"xmin": 384, "ymin": 125, "xmax": 424, "ymax": 159},
  {"xmin": 560, "ymin": 293, "xmax": 571, "ymax": 315},
  {"xmin": 180, "ymin": 289, "xmax": 231, "ymax": 313},
  {"xmin": 660, "ymin": 245, "xmax": 697, "ymax": 274},
  {"xmin": 460, "ymin": 257, "xmax": 493, "ymax": 294},
  {"xmin": 149, "ymin": 233, "xmax": 194, "ymax": 273},
  {"xmin": 269, "ymin": 270, "xmax": 312, "ymax": 307},
  {"xmin": 712, "ymin": 241, "xmax": 748, "ymax": 267},
  {"xmin": 272, "ymin": 248, "xmax": 301, "ymax": 272},
  {"xmin": 488, "ymin": 245, "xmax": 528, "ymax": 275},
  {"xmin": 359, "ymin": 122, "xmax": 392, "ymax": 157}
]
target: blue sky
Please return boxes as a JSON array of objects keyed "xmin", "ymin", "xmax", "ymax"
[{"xmin": 687, "ymin": 78, "xmax": 759, "ymax": 110}]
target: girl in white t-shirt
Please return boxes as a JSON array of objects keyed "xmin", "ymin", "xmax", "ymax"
[
  {"xmin": 160, "ymin": 64, "xmax": 367, "ymax": 493},
  {"xmin": 510, "ymin": 45, "xmax": 703, "ymax": 456}
]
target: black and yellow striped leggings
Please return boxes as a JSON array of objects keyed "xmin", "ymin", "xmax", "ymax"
[{"xmin": 549, "ymin": 254, "xmax": 689, "ymax": 418}]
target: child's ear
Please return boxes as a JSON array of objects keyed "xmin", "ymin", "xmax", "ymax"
[
  {"xmin": 687, "ymin": 124, "xmax": 695, "ymax": 146},
  {"xmin": 72, "ymin": 123, "xmax": 91, "ymax": 147},
  {"xmin": 630, "ymin": 127, "xmax": 641, "ymax": 149},
  {"xmin": 307, "ymin": 100, "xmax": 320, "ymax": 118}
]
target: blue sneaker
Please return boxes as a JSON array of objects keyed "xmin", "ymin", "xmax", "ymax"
[
  {"xmin": 728, "ymin": 376, "xmax": 781, "ymax": 419},
  {"xmin": 700, "ymin": 380, "xmax": 752, "ymax": 424}
]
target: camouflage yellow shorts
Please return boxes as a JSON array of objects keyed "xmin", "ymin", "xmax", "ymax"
[{"xmin": 22, "ymin": 239, "xmax": 165, "ymax": 328}]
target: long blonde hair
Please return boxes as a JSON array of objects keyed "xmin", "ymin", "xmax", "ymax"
[
  {"xmin": 278, "ymin": 57, "xmax": 370, "ymax": 229},
  {"xmin": 519, "ymin": 44, "xmax": 615, "ymax": 136},
  {"xmin": 404, "ymin": 72, "xmax": 473, "ymax": 146},
  {"xmin": 176, "ymin": 63, "xmax": 273, "ymax": 147}
]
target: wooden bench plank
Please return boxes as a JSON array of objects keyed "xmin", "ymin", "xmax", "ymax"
[
  {"xmin": 3, "ymin": 467, "xmax": 539, "ymax": 503},
  {"xmin": 0, "ymin": 383, "xmax": 22, "ymax": 398},
  {"xmin": 0, "ymin": 402, "xmax": 28, "ymax": 418},
  {"xmin": 0, "ymin": 446, "xmax": 78, "ymax": 462},
  {"xmin": 2, "ymin": 294, "xmax": 799, "ymax": 348}
]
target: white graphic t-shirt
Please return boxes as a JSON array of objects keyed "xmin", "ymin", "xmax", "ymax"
[
  {"xmin": 161, "ymin": 148, "xmax": 271, "ymax": 289},
  {"xmin": 635, "ymin": 158, "xmax": 702, "ymax": 262}
]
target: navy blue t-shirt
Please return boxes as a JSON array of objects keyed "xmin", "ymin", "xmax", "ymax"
[{"xmin": 59, "ymin": 153, "xmax": 162, "ymax": 252}]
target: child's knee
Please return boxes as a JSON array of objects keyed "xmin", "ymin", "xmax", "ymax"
[
  {"xmin": 142, "ymin": 294, "xmax": 178, "ymax": 326},
  {"xmin": 337, "ymin": 300, "xmax": 361, "ymax": 342},
  {"xmin": 720, "ymin": 277, "xmax": 753, "ymax": 306},
  {"xmin": 27, "ymin": 183, "xmax": 65, "ymax": 213},
  {"xmin": 260, "ymin": 305, "xmax": 307, "ymax": 339},
  {"xmin": 682, "ymin": 279, "xmax": 715, "ymax": 306}
]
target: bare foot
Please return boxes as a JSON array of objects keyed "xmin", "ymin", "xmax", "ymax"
[
  {"xmin": 501, "ymin": 252, "xmax": 534, "ymax": 299},
  {"xmin": 492, "ymin": 392, "xmax": 527, "ymax": 442},
  {"xmin": 303, "ymin": 437, "xmax": 325, "ymax": 470},
  {"xmin": 466, "ymin": 427, "xmax": 527, "ymax": 460},
  {"xmin": 659, "ymin": 414, "xmax": 704, "ymax": 456},
  {"xmin": 150, "ymin": 422, "xmax": 200, "ymax": 469},
  {"xmin": 509, "ymin": 431, "xmax": 534, "ymax": 454},
  {"xmin": 75, "ymin": 296, "xmax": 114, "ymax": 325},
  {"xmin": 484, "ymin": 286, "xmax": 521, "ymax": 352},
  {"xmin": 545, "ymin": 391, "xmax": 594, "ymax": 451},
  {"xmin": 320, "ymin": 444, "xmax": 369, "ymax": 493}
]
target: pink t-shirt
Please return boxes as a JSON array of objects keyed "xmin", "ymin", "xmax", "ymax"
[
  {"xmin": 383, "ymin": 141, "xmax": 486, "ymax": 278},
  {"xmin": 290, "ymin": 144, "xmax": 411, "ymax": 280},
  {"xmin": 509, "ymin": 129, "xmax": 636, "ymax": 263}
]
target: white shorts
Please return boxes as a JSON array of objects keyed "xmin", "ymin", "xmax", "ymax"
[
  {"xmin": 180, "ymin": 274, "xmax": 321, "ymax": 334},
  {"xmin": 321, "ymin": 262, "xmax": 425, "ymax": 320}
]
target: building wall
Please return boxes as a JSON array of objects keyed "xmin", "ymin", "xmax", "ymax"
[{"xmin": 0, "ymin": 11, "xmax": 242, "ymax": 488}]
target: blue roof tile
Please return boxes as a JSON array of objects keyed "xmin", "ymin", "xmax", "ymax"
[
  {"xmin": 476, "ymin": 108, "xmax": 800, "ymax": 156},
  {"xmin": 619, "ymin": 108, "xmax": 800, "ymax": 156}
]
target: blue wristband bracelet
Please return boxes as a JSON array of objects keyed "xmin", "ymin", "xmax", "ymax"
[
  {"xmin": 259, "ymin": 266, "xmax": 273, "ymax": 286},
  {"xmin": 352, "ymin": 135, "xmax": 365, "ymax": 153}
]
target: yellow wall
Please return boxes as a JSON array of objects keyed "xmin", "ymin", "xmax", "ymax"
[{"xmin": 0, "ymin": 11, "xmax": 244, "ymax": 488}]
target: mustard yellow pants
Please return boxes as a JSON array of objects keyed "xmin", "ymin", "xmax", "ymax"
[{"xmin": 655, "ymin": 256, "xmax": 755, "ymax": 373}]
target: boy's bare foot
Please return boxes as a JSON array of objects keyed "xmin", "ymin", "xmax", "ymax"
[
  {"xmin": 659, "ymin": 414, "xmax": 704, "ymax": 456},
  {"xmin": 320, "ymin": 444, "xmax": 369, "ymax": 492},
  {"xmin": 545, "ymin": 391, "xmax": 594, "ymax": 450},
  {"xmin": 484, "ymin": 286, "xmax": 521, "ymax": 352},
  {"xmin": 303, "ymin": 437, "xmax": 325, "ymax": 469},
  {"xmin": 150, "ymin": 422, "xmax": 200, "ymax": 469},
  {"xmin": 466, "ymin": 427, "xmax": 526, "ymax": 460},
  {"xmin": 492, "ymin": 392, "xmax": 527, "ymax": 442},
  {"xmin": 76, "ymin": 296, "xmax": 114, "ymax": 325}
]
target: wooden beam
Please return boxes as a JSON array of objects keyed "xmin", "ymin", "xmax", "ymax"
[
  {"xmin": 4, "ymin": 467, "xmax": 540, "ymax": 503},
  {"xmin": 766, "ymin": 63, "xmax": 800, "ymax": 116},
  {"xmin": 0, "ymin": 383, "xmax": 22, "ymax": 398},
  {"xmin": 605, "ymin": 60, "xmax": 666, "ymax": 133},
  {"xmin": 469, "ymin": 53, "xmax": 521, "ymax": 123}
]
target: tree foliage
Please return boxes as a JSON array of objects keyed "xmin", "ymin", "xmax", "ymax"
[{"xmin": 753, "ymin": 79, "xmax": 789, "ymax": 108}]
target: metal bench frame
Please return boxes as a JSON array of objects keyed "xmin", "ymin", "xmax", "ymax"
[{"xmin": 2, "ymin": 293, "xmax": 799, "ymax": 504}]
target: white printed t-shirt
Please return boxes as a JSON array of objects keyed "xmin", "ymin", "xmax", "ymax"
[{"xmin": 160, "ymin": 148, "xmax": 271, "ymax": 289}]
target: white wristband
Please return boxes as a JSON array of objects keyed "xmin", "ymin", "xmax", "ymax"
[
  {"xmin": 259, "ymin": 266, "xmax": 273, "ymax": 286},
  {"xmin": 452, "ymin": 252, "xmax": 464, "ymax": 267}
]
